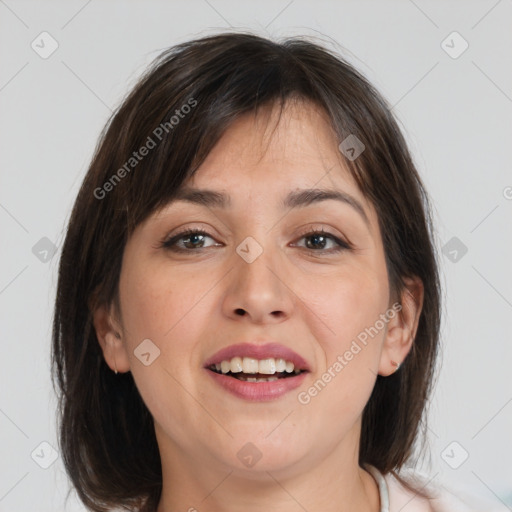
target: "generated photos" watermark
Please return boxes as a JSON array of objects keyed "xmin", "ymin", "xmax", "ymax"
[
  {"xmin": 94, "ymin": 97, "xmax": 197, "ymax": 200},
  {"xmin": 297, "ymin": 302, "xmax": 402, "ymax": 405}
]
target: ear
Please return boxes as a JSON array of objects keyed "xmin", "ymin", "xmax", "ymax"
[
  {"xmin": 92, "ymin": 302, "xmax": 131, "ymax": 374},
  {"xmin": 378, "ymin": 276, "xmax": 424, "ymax": 376}
]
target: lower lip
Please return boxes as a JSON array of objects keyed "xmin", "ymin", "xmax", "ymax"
[{"xmin": 205, "ymin": 369, "xmax": 308, "ymax": 401}]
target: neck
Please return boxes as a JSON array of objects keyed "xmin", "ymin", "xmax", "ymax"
[{"xmin": 155, "ymin": 427, "xmax": 380, "ymax": 512}]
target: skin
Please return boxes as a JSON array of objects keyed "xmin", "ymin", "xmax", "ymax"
[{"xmin": 94, "ymin": 99, "xmax": 424, "ymax": 512}]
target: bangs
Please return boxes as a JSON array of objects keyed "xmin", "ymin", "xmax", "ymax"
[{"xmin": 92, "ymin": 35, "xmax": 374, "ymax": 238}]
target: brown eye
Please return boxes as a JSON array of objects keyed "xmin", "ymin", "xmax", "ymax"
[
  {"xmin": 161, "ymin": 229, "xmax": 220, "ymax": 252},
  {"xmin": 292, "ymin": 229, "xmax": 351, "ymax": 253}
]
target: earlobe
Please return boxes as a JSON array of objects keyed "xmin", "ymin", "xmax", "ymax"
[
  {"xmin": 378, "ymin": 276, "xmax": 424, "ymax": 376},
  {"xmin": 92, "ymin": 303, "xmax": 117, "ymax": 349},
  {"xmin": 92, "ymin": 303, "xmax": 130, "ymax": 374}
]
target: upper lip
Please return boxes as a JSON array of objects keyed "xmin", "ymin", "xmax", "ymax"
[{"xmin": 204, "ymin": 342, "xmax": 311, "ymax": 371}]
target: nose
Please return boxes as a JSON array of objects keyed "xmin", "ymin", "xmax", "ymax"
[{"xmin": 222, "ymin": 243, "xmax": 294, "ymax": 325}]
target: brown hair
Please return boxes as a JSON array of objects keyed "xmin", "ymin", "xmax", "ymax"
[{"xmin": 51, "ymin": 31, "xmax": 441, "ymax": 511}]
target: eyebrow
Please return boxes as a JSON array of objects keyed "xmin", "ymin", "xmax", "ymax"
[{"xmin": 171, "ymin": 187, "xmax": 370, "ymax": 227}]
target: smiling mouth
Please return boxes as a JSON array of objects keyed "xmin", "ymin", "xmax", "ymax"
[{"xmin": 208, "ymin": 356, "xmax": 306, "ymax": 382}]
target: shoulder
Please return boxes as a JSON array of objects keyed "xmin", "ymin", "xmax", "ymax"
[
  {"xmin": 384, "ymin": 470, "xmax": 497, "ymax": 512},
  {"xmin": 383, "ymin": 471, "xmax": 433, "ymax": 512}
]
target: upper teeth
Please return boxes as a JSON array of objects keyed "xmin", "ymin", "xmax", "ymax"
[{"xmin": 215, "ymin": 357, "xmax": 299, "ymax": 375}]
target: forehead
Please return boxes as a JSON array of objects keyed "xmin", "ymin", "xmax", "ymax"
[
  {"xmin": 139, "ymin": 102, "xmax": 382, "ymax": 248},
  {"xmin": 186, "ymin": 100, "xmax": 366, "ymax": 206},
  {"xmin": 144, "ymin": 100, "xmax": 380, "ymax": 240}
]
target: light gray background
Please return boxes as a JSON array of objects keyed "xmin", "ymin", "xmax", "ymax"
[{"xmin": 1, "ymin": 1, "xmax": 511, "ymax": 511}]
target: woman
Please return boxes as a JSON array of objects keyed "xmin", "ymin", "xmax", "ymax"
[{"xmin": 51, "ymin": 32, "xmax": 483, "ymax": 511}]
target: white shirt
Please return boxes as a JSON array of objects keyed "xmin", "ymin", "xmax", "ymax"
[{"xmin": 364, "ymin": 464, "xmax": 502, "ymax": 512}]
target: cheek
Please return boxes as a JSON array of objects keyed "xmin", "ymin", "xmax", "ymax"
[
  {"xmin": 117, "ymin": 264, "xmax": 215, "ymax": 434},
  {"xmin": 295, "ymin": 262, "xmax": 388, "ymax": 421},
  {"xmin": 301, "ymin": 263, "xmax": 388, "ymax": 354},
  {"xmin": 118, "ymin": 261, "xmax": 222, "ymax": 397},
  {"xmin": 119, "ymin": 262, "xmax": 208, "ymax": 342}
]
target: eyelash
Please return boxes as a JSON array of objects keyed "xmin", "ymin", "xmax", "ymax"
[{"xmin": 160, "ymin": 227, "xmax": 352, "ymax": 254}]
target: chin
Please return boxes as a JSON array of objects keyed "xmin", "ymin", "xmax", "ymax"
[{"xmin": 213, "ymin": 433, "xmax": 311, "ymax": 476}]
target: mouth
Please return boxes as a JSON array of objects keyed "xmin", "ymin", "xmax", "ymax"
[
  {"xmin": 208, "ymin": 356, "xmax": 306, "ymax": 382},
  {"xmin": 203, "ymin": 343, "xmax": 310, "ymax": 401}
]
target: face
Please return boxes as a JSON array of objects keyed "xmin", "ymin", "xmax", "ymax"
[{"xmin": 96, "ymin": 100, "xmax": 417, "ymax": 478}]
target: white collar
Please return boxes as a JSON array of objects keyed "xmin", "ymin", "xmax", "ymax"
[{"xmin": 363, "ymin": 463, "xmax": 390, "ymax": 512}]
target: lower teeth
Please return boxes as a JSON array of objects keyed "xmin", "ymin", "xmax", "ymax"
[
  {"xmin": 210, "ymin": 367, "xmax": 302, "ymax": 381},
  {"xmin": 236, "ymin": 375, "xmax": 279, "ymax": 382}
]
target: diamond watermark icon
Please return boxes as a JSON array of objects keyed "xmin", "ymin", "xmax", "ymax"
[
  {"xmin": 442, "ymin": 236, "xmax": 468, "ymax": 263},
  {"xmin": 32, "ymin": 237, "xmax": 57, "ymax": 263},
  {"xmin": 31, "ymin": 441, "xmax": 59, "ymax": 469},
  {"xmin": 236, "ymin": 236, "xmax": 263, "ymax": 264},
  {"xmin": 441, "ymin": 31, "xmax": 469, "ymax": 59},
  {"xmin": 441, "ymin": 441, "xmax": 469, "ymax": 469},
  {"xmin": 237, "ymin": 442, "xmax": 262, "ymax": 468},
  {"xmin": 134, "ymin": 338, "xmax": 161, "ymax": 366},
  {"xmin": 338, "ymin": 134, "xmax": 365, "ymax": 161},
  {"xmin": 31, "ymin": 31, "xmax": 59, "ymax": 59}
]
